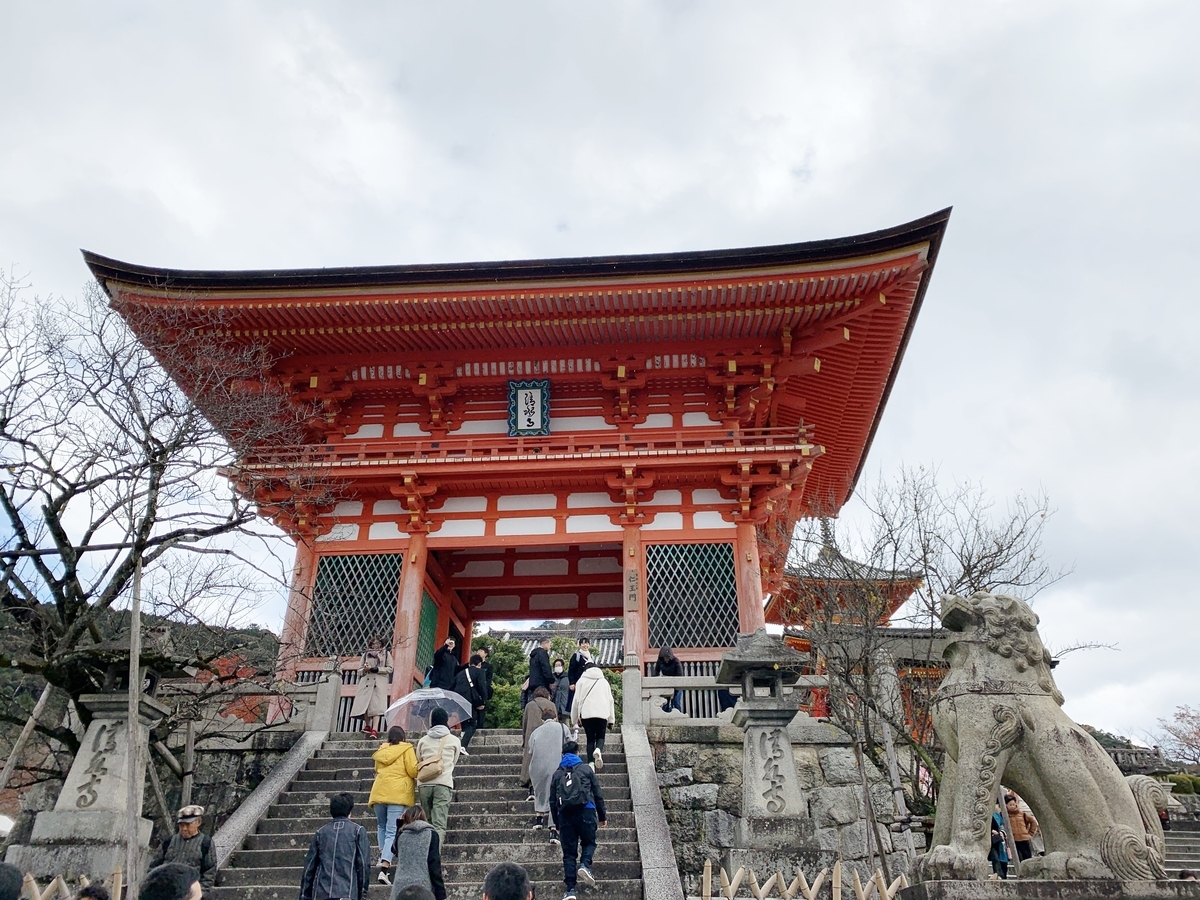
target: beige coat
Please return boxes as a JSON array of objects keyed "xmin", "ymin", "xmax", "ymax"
[
  {"xmin": 350, "ymin": 648, "xmax": 392, "ymax": 718},
  {"xmin": 415, "ymin": 726, "xmax": 462, "ymax": 790}
]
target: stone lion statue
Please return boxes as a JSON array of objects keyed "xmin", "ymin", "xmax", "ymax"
[{"xmin": 915, "ymin": 592, "xmax": 1167, "ymax": 882}]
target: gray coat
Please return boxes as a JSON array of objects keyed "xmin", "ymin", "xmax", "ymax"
[
  {"xmin": 528, "ymin": 719, "xmax": 570, "ymax": 814},
  {"xmin": 299, "ymin": 817, "xmax": 370, "ymax": 900},
  {"xmin": 388, "ymin": 820, "xmax": 445, "ymax": 900}
]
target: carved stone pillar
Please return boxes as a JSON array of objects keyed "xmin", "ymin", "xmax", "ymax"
[
  {"xmin": 716, "ymin": 630, "xmax": 817, "ymax": 853},
  {"xmin": 6, "ymin": 692, "xmax": 169, "ymax": 879}
]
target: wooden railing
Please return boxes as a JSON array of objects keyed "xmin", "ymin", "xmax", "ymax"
[{"xmin": 240, "ymin": 425, "xmax": 816, "ymax": 470}]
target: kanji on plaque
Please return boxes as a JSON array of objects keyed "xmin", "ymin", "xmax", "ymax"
[{"xmin": 507, "ymin": 379, "xmax": 549, "ymax": 436}]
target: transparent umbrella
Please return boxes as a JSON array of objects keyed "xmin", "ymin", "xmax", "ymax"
[{"xmin": 384, "ymin": 688, "xmax": 473, "ymax": 731}]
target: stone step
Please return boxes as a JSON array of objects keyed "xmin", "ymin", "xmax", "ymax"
[
  {"xmin": 220, "ymin": 726, "xmax": 641, "ymax": 900},
  {"xmin": 218, "ymin": 858, "xmax": 641, "ymax": 887},
  {"xmin": 301, "ymin": 752, "xmax": 629, "ymax": 772},
  {"xmin": 272, "ymin": 780, "xmax": 632, "ymax": 805},
  {"xmin": 210, "ymin": 878, "xmax": 645, "ymax": 900},
  {"xmin": 288, "ymin": 769, "xmax": 629, "ymax": 790},
  {"xmin": 251, "ymin": 803, "xmax": 633, "ymax": 832},
  {"xmin": 227, "ymin": 836, "xmax": 640, "ymax": 869},
  {"xmin": 241, "ymin": 825, "xmax": 638, "ymax": 852}
]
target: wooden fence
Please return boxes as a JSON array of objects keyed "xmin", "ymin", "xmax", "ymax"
[
  {"xmin": 20, "ymin": 868, "xmax": 123, "ymax": 900},
  {"xmin": 695, "ymin": 859, "xmax": 909, "ymax": 900}
]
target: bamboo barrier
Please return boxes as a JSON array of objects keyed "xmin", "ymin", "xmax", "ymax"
[
  {"xmin": 696, "ymin": 857, "xmax": 909, "ymax": 900},
  {"xmin": 19, "ymin": 867, "xmax": 124, "ymax": 900}
]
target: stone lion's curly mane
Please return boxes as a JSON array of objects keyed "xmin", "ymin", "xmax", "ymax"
[{"xmin": 975, "ymin": 593, "xmax": 1063, "ymax": 704}]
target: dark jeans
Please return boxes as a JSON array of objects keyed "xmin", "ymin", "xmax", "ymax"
[
  {"xmin": 1015, "ymin": 839, "xmax": 1033, "ymax": 861},
  {"xmin": 581, "ymin": 718, "xmax": 607, "ymax": 762},
  {"xmin": 662, "ymin": 689, "xmax": 683, "ymax": 712},
  {"xmin": 558, "ymin": 807, "xmax": 598, "ymax": 890},
  {"xmin": 991, "ymin": 860, "xmax": 1008, "ymax": 879},
  {"xmin": 460, "ymin": 719, "xmax": 478, "ymax": 749}
]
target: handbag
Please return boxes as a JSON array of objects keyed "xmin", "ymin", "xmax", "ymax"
[{"xmin": 417, "ymin": 735, "xmax": 450, "ymax": 783}]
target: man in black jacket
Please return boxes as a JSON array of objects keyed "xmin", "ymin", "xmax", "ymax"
[
  {"xmin": 299, "ymin": 792, "xmax": 370, "ymax": 900},
  {"xmin": 548, "ymin": 740, "xmax": 607, "ymax": 900},
  {"xmin": 428, "ymin": 638, "xmax": 460, "ymax": 690},
  {"xmin": 452, "ymin": 654, "xmax": 487, "ymax": 749},
  {"xmin": 148, "ymin": 805, "xmax": 218, "ymax": 898},
  {"xmin": 472, "ymin": 652, "xmax": 492, "ymax": 734},
  {"xmin": 566, "ymin": 636, "xmax": 591, "ymax": 711},
  {"xmin": 527, "ymin": 636, "xmax": 555, "ymax": 694}
]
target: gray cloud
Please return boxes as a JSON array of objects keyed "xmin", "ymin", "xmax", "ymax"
[{"xmin": 2, "ymin": 0, "xmax": 1197, "ymax": 735}]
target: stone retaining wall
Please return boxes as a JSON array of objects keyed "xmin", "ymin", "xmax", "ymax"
[
  {"xmin": 647, "ymin": 719, "xmax": 922, "ymax": 894},
  {"xmin": 147, "ymin": 729, "xmax": 299, "ymax": 846}
]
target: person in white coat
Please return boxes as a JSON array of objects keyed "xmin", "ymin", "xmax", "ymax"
[
  {"xmin": 350, "ymin": 635, "xmax": 392, "ymax": 739},
  {"xmin": 569, "ymin": 662, "xmax": 615, "ymax": 771}
]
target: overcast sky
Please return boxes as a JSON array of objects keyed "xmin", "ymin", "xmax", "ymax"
[{"xmin": 2, "ymin": 2, "xmax": 1197, "ymax": 739}]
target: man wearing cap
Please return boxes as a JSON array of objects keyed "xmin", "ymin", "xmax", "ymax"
[{"xmin": 149, "ymin": 805, "xmax": 217, "ymax": 898}]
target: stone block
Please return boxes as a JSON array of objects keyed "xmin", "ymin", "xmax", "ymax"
[
  {"xmin": 870, "ymin": 782, "xmax": 895, "ymax": 822},
  {"xmin": 693, "ymin": 748, "xmax": 743, "ymax": 785},
  {"xmin": 716, "ymin": 782, "xmax": 743, "ymax": 817},
  {"xmin": 668, "ymin": 782, "xmax": 719, "ymax": 810},
  {"xmin": 656, "ymin": 745, "xmax": 700, "ymax": 770},
  {"xmin": 790, "ymin": 721, "xmax": 853, "ymax": 745},
  {"xmin": 31, "ymin": 809, "xmax": 152, "ymax": 845},
  {"xmin": 809, "ymin": 785, "xmax": 860, "ymax": 827},
  {"xmin": 704, "ymin": 809, "xmax": 739, "ymax": 848},
  {"xmin": 736, "ymin": 815, "xmax": 816, "ymax": 851},
  {"xmin": 794, "ymin": 746, "xmax": 823, "ymax": 790},
  {"xmin": 886, "ymin": 851, "xmax": 911, "ymax": 878},
  {"xmin": 668, "ymin": 808, "xmax": 704, "ymax": 841},
  {"xmin": 658, "ymin": 767, "xmax": 693, "ymax": 787},
  {"xmin": 726, "ymin": 847, "xmax": 827, "ymax": 882},
  {"xmin": 839, "ymin": 820, "xmax": 870, "ymax": 860},
  {"xmin": 819, "ymin": 747, "xmax": 861, "ymax": 786},
  {"xmin": 816, "ymin": 826, "xmax": 841, "ymax": 852}
]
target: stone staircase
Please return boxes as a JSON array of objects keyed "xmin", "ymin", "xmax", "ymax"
[
  {"xmin": 1165, "ymin": 828, "xmax": 1200, "ymax": 875},
  {"xmin": 211, "ymin": 728, "xmax": 643, "ymax": 900}
]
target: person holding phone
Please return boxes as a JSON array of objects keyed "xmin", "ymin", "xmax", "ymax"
[{"xmin": 428, "ymin": 637, "xmax": 460, "ymax": 690}]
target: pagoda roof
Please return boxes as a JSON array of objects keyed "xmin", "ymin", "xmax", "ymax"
[
  {"xmin": 83, "ymin": 209, "xmax": 950, "ymax": 512},
  {"xmin": 83, "ymin": 209, "xmax": 949, "ymax": 293}
]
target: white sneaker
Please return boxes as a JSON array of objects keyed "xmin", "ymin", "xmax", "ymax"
[
  {"xmin": 592, "ymin": 747, "xmax": 603, "ymax": 771},
  {"xmin": 578, "ymin": 865, "xmax": 596, "ymax": 887},
  {"xmin": 459, "ymin": 747, "xmax": 470, "ymax": 756},
  {"xmin": 377, "ymin": 868, "xmax": 391, "ymax": 886}
]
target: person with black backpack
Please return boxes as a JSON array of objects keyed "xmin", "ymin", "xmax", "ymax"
[{"xmin": 548, "ymin": 740, "xmax": 607, "ymax": 900}]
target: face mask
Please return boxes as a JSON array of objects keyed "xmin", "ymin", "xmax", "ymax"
[{"xmin": 554, "ymin": 667, "xmax": 563, "ymax": 674}]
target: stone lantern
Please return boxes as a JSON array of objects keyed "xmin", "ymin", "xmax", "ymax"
[{"xmin": 717, "ymin": 628, "xmax": 824, "ymax": 854}]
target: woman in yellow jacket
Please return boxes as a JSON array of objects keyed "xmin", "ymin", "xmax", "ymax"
[{"xmin": 369, "ymin": 725, "xmax": 418, "ymax": 885}]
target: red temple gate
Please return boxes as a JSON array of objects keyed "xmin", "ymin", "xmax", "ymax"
[{"xmin": 86, "ymin": 209, "xmax": 950, "ymax": 709}]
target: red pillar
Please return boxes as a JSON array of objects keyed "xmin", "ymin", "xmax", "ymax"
[
  {"xmin": 735, "ymin": 522, "xmax": 766, "ymax": 634},
  {"xmin": 277, "ymin": 539, "xmax": 317, "ymax": 680},
  {"xmin": 622, "ymin": 524, "xmax": 647, "ymax": 665},
  {"xmin": 391, "ymin": 532, "xmax": 428, "ymax": 702}
]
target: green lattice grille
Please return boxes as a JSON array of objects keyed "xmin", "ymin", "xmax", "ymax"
[
  {"xmin": 646, "ymin": 542, "xmax": 738, "ymax": 648},
  {"xmin": 414, "ymin": 591, "xmax": 438, "ymax": 676},
  {"xmin": 305, "ymin": 553, "xmax": 402, "ymax": 657}
]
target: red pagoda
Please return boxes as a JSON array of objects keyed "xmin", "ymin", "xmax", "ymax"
[{"xmin": 84, "ymin": 209, "xmax": 950, "ymax": 706}]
